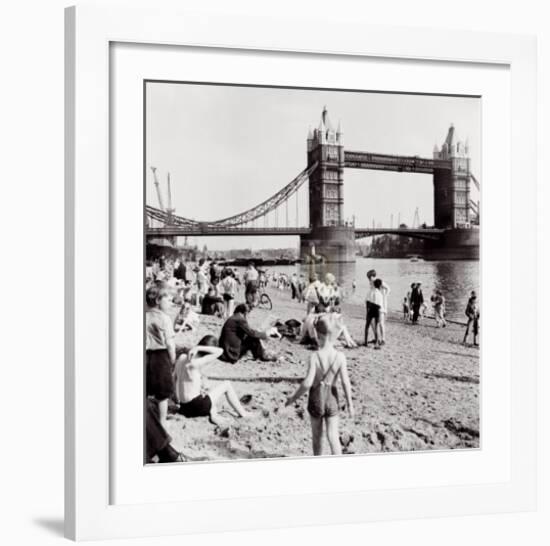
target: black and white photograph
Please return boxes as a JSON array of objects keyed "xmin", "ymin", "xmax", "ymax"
[{"xmin": 144, "ymin": 81, "xmax": 481, "ymax": 463}]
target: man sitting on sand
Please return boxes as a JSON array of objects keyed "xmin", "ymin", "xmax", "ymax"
[
  {"xmin": 174, "ymin": 335, "xmax": 251, "ymax": 426},
  {"xmin": 201, "ymin": 286, "xmax": 224, "ymax": 317},
  {"xmin": 219, "ymin": 303, "xmax": 278, "ymax": 363}
]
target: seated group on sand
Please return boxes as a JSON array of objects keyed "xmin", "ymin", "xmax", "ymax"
[{"xmin": 144, "ymin": 265, "xmax": 358, "ymax": 463}]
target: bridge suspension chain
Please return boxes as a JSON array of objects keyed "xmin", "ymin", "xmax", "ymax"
[{"xmin": 145, "ymin": 162, "xmax": 317, "ymax": 230}]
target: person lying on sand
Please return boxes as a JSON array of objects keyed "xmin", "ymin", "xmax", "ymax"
[
  {"xmin": 174, "ymin": 335, "xmax": 251, "ymax": 426},
  {"xmin": 300, "ymin": 306, "xmax": 358, "ymax": 349},
  {"xmin": 174, "ymin": 301, "xmax": 200, "ymax": 333},
  {"xmin": 285, "ymin": 315, "xmax": 354, "ymax": 456}
]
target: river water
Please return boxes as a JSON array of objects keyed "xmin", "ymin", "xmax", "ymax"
[{"xmin": 262, "ymin": 258, "xmax": 479, "ymax": 320}]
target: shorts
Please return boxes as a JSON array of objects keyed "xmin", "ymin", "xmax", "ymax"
[
  {"xmin": 245, "ymin": 280, "xmax": 258, "ymax": 293},
  {"xmin": 146, "ymin": 349, "xmax": 174, "ymax": 401},
  {"xmin": 178, "ymin": 394, "xmax": 212, "ymax": 418},
  {"xmin": 366, "ymin": 301, "xmax": 380, "ymax": 322},
  {"xmin": 223, "ymin": 293, "xmax": 234, "ymax": 302}
]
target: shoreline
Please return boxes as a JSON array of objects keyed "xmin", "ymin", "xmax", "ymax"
[{"xmin": 166, "ymin": 286, "xmax": 480, "ymax": 461}]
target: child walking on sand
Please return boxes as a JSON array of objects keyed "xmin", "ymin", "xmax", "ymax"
[
  {"xmin": 285, "ymin": 315, "xmax": 354, "ymax": 456},
  {"xmin": 402, "ymin": 297, "xmax": 410, "ymax": 321}
]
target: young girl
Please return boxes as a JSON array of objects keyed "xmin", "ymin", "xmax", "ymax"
[
  {"xmin": 174, "ymin": 335, "xmax": 250, "ymax": 426},
  {"xmin": 432, "ymin": 290, "xmax": 447, "ymax": 328},
  {"xmin": 402, "ymin": 297, "xmax": 410, "ymax": 321},
  {"xmin": 304, "ymin": 274, "xmax": 322, "ymax": 315},
  {"xmin": 286, "ymin": 315, "xmax": 354, "ymax": 456}
]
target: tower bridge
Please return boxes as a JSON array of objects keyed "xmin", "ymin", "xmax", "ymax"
[{"xmin": 146, "ymin": 107, "xmax": 479, "ymax": 262}]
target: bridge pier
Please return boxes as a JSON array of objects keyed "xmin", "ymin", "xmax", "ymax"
[
  {"xmin": 300, "ymin": 225, "xmax": 356, "ymax": 274},
  {"xmin": 423, "ymin": 227, "xmax": 480, "ymax": 260}
]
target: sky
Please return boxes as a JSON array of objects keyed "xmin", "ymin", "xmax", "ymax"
[{"xmin": 145, "ymin": 82, "xmax": 481, "ymax": 250}]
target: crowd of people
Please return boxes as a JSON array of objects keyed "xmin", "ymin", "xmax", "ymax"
[{"xmin": 144, "ymin": 254, "xmax": 480, "ymax": 463}]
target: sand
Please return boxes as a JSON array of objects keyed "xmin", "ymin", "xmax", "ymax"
[{"xmin": 165, "ymin": 287, "xmax": 480, "ymax": 461}]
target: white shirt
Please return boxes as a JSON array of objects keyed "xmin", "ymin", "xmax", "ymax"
[
  {"xmin": 244, "ymin": 267, "xmax": 259, "ymax": 282},
  {"xmin": 372, "ymin": 288, "xmax": 384, "ymax": 308},
  {"xmin": 366, "ymin": 278, "xmax": 390, "ymax": 312},
  {"xmin": 221, "ymin": 276, "xmax": 237, "ymax": 296}
]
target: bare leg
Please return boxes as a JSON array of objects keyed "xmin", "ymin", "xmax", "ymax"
[
  {"xmin": 463, "ymin": 319, "xmax": 471, "ymax": 343},
  {"xmin": 378, "ymin": 313, "xmax": 386, "ymax": 342},
  {"xmin": 157, "ymin": 398, "xmax": 168, "ymax": 428},
  {"xmin": 372, "ymin": 319, "xmax": 380, "ymax": 345},
  {"xmin": 208, "ymin": 409, "xmax": 223, "ymax": 427},
  {"xmin": 310, "ymin": 416, "xmax": 324, "ymax": 456},
  {"xmin": 338, "ymin": 325, "xmax": 357, "ymax": 348},
  {"xmin": 325, "ymin": 416, "xmax": 342, "ymax": 455},
  {"xmin": 228, "ymin": 298, "xmax": 235, "ymax": 317},
  {"xmin": 208, "ymin": 381, "xmax": 249, "ymax": 417}
]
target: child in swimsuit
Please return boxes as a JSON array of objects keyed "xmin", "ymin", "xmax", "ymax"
[
  {"xmin": 174, "ymin": 335, "xmax": 251, "ymax": 426},
  {"xmin": 285, "ymin": 315, "xmax": 354, "ymax": 456}
]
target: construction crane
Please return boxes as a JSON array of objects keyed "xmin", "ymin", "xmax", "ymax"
[
  {"xmin": 166, "ymin": 172, "xmax": 173, "ymax": 212},
  {"xmin": 150, "ymin": 166, "xmax": 165, "ymax": 211},
  {"xmin": 166, "ymin": 172, "xmax": 176, "ymax": 224},
  {"xmin": 412, "ymin": 207, "xmax": 420, "ymax": 228}
]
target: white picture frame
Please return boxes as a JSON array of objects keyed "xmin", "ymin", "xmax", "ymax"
[{"xmin": 65, "ymin": 4, "xmax": 537, "ymax": 541}]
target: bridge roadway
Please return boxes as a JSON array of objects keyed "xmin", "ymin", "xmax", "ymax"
[
  {"xmin": 147, "ymin": 226, "xmax": 445, "ymax": 241},
  {"xmin": 343, "ymin": 151, "xmax": 451, "ymax": 173}
]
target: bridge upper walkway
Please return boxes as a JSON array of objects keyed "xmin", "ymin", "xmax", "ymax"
[{"xmin": 147, "ymin": 225, "xmax": 445, "ymax": 240}]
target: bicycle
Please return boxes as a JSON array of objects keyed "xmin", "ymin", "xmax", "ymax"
[
  {"xmin": 246, "ymin": 289, "xmax": 273, "ymax": 311},
  {"xmin": 257, "ymin": 292, "xmax": 273, "ymax": 311}
]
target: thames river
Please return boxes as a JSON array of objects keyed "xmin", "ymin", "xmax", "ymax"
[{"xmin": 267, "ymin": 258, "xmax": 479, "ymax": 321}]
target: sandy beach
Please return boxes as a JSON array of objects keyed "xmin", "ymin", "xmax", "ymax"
[{"xmin": 165, "ymin": 286, "xmax": 480, "ymax": 461}]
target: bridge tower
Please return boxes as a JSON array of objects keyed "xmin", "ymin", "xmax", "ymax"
[
  {"xmin": 300, "ymin": 107, "xmax": 356, "ymax": 266},
  {"xmin": 433, "ymin": 125, "xmax": 471, "ymax": 229},
  {"xmin": 307, "ymin": 106, "xmax": 345, "ymax": 226}
]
